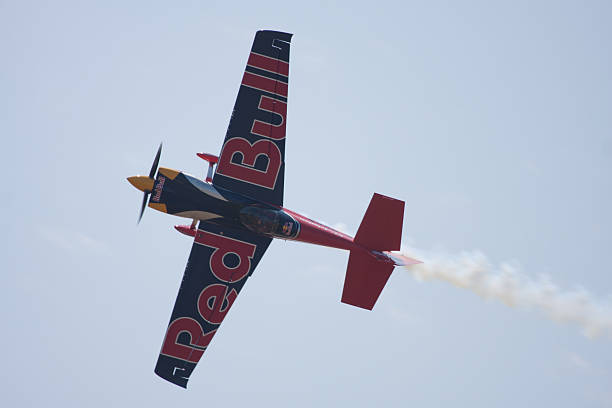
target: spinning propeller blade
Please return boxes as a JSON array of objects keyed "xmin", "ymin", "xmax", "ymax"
[
  {"xmin": 128, "ymin": 143, "xmax": 162, "ymax": 223},
  {"xmin": 138, "ymin": 193, "xmax": 148, "ymax": 223},
  {"xmin": 149, "ymin": 143, "xmax": 162, "ymax": 178}
]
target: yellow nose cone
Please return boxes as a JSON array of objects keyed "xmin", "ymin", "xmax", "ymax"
[{"xmin": 127, "ymin": 176, "xmax": 154, "ymax": 192}]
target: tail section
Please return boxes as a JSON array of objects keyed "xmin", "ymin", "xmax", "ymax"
[
  {"xmin": 354, "ymin": 193, "xmax": 404, "ymax": 251},
  {"xmin": 341, "ymin": 193, "xmax": 420, "ymax": 310},
  {"xmin": 341, "ymin": 250, "xmax": 395, "ymax": 310}
]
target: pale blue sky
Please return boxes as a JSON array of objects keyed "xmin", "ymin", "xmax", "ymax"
[{"xmin": 2, "ymin": 1, "xmax": 612, "ymax": 407}]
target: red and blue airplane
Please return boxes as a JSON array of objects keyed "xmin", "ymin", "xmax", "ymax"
[{"xmin": 128, "ymin": 30, "xmax": 421, "ymax": 388}]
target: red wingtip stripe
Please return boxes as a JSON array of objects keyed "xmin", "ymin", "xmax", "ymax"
[
  {"xmin": 241, "ymin": 71, "xmax": 288, "ymax": 98},
  {"xmin": 247, "ymin": 52, "xmax": 289, "ymax": 77}
]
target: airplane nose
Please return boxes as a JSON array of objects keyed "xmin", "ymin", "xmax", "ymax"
[{"xmin": 127, "ymin": 176, "xmax": 154, "ymax": 192}]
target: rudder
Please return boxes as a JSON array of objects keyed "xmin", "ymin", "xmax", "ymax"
[
  {"xmin": 341, "ymin": 193, "xmax": 405, "ymax": 310},
  {"xmin": 353, "ymin": 193, "xmax": 404, "ymax": 251},
  {"xmin": 341, "ymin": 250, "xmax": 395, "ymax": 310}
]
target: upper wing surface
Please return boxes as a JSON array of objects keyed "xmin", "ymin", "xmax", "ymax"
[
  {"xmin": 213, "ymin": 30, "xmax": 292, "ymax": 206},
  {"xmin": 154, "ymin": 220, "xmax": 271, "ymax": 388}
]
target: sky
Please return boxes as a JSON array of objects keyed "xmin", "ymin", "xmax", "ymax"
[{"xmin": 2, "ymin": 1, "xmax": 612, "ymax": 406}]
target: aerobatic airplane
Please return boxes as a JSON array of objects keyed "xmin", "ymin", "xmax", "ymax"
[{"xmin": 128, "ymin": 30, "xmax": 421, "ymax": 388}]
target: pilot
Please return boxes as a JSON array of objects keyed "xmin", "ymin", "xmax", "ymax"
[{"xmin": 282, "ymin": 222, "xmax": 293, "ymax": 236}]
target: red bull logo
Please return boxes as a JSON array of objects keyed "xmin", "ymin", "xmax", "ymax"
[{"xmin": 152, "ymin": 176, "xmax": 165, "ymax": 202}]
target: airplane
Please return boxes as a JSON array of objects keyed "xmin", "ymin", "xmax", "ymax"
[{"xmin": 127, "ymin": 30, "xmax": 421, "ymax": 388}]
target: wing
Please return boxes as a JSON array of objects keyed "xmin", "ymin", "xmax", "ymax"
[
  {"xmin": 213, "ymin": 30, "xmax": 292, "ymax": 206},
  {"xmin": 154, "ymin": 220, "xmax": 272, "ymax": 388}
]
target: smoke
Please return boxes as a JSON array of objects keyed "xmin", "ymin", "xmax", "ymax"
[{"xmin": 401, "ymin": 247, "xmax": 612, "ymax": 339}]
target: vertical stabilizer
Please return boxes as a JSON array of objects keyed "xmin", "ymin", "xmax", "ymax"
[{"xmin": 353, "ymin": 193, "xmax": 404, "ymax": 251}]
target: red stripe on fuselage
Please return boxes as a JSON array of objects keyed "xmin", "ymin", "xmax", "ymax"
[
  {"xmin": 241, "ymin": 71, "xmax": 288, "ymax": 98},
  {"xmin": 247, "ymin": 52, "xmax": 289, "ymax": 77},
  {"xmin": 282, "ymin": 208, "xmax": 360, "ymax": 252}
]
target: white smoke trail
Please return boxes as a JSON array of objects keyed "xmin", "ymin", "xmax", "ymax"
[{"xmin": 402, "ymin": 247, "xmax": 612, "ymax": 339}]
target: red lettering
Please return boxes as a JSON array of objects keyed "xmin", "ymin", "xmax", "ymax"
[
  {"xmin": 195, "ymin": 229, "xmax": 257, "ymax": 282},
  {"xmin": 197, "ymin": 284, "xmax": 238, "ymax": 324},
  {"xmin": 241, "ymin": 71, "xmax": 288, "ymax": 98},
  {"xmin": 247, "ymin": 52, "xmax": 289, "ymax": 77},
  {"xmin": 160, "ymin": 317, "xmax": 217, "ymax": 363},
  {"xmin": 251, "ymin": 96, "xmax": 287, "ymax": 140},
  {"xmin": 216, "ymin": 138, "xmax": 282, "ymax": 189}
]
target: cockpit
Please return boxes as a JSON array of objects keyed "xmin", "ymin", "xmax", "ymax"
[{"xmin": 239, "ymin": 206, "xmax": 299, "ymax": 239}]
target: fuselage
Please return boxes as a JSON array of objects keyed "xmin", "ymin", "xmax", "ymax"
[{"xmin": 140, "ymin": 167, "xmax": 364, "ymax": 253}]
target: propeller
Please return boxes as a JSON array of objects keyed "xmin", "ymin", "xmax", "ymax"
[{"xmin": 137, "ymin": 143, "xmax": 162, "ymax": 223}]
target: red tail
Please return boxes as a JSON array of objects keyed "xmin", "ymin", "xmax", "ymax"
[{"xmin": 341, "ymin": 194, "xmax": 405, "ymax": 310}]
